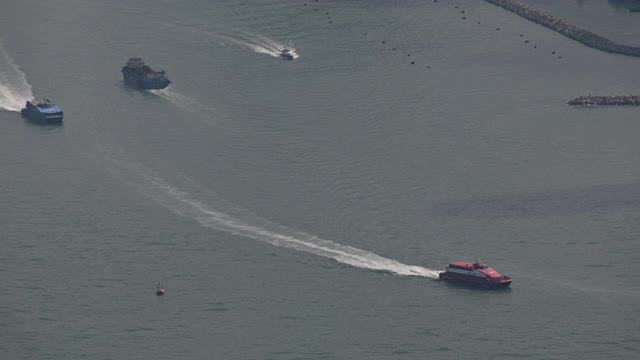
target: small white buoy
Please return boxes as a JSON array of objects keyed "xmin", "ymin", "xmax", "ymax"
[{"xmin": 156, "ymin": 282, "xmax": 165, "ymax": 296}]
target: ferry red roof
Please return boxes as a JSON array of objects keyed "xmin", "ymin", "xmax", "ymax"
[
  {"xmin": 449, "ymin": 261, "xmax": 475, "ymax": 267},
  {"xmin": 448, "ymin": 261, "xmax": 503, "ymax": 278},
  {"xmin": 477, "ymin": 267, "xmax": 502, "ymax": 279}
]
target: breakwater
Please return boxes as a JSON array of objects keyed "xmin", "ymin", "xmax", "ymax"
[
  {"xmin": 568, "ymin": 96, "xmax": 640, "ymax": 106},
  {"xmin": 484, "ymin": 0, "xmax": 640, "ymax": 57}
]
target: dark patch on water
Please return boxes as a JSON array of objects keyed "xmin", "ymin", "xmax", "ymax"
[{"xmin": 434, "ymin": 182, "xmax": 640, "ymax": 218}]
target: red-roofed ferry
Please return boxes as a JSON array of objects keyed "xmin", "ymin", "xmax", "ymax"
[{"xmin": 439, "ymin": 260, "xmax": 512, "ymax": 288}]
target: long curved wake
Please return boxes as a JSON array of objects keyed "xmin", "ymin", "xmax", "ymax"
[
  {"xmin": 0, "ymin": 39, "xmax": 33, "ymax": 112},
  {"xmin": 107, "ymin": 157, "xmax": 439, "ymax": 278}
]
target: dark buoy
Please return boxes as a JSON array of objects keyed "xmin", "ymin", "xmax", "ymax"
[
  {"xmin": 427, "ymin": 66, "xmax": 431, "ymax": 68},
  {"xmin": 524, "ymin": 40, "xmax": 529, "ymax": 43},
  {"xmin": 477, "ymin": 21, "xmax": 481, "ymax": 24},
  {"xmin": 558, "ymin": 56, "xmax": 563, "ymax": 58},
  {"xmin": 328, "ymin": 21, "xmax": 333, "ymax": 23},
  {"xmin": 462, "ymin": 17, "xmax": 466, "ymax": 20},
  {"xmin": 392, "ymin": 47, "xmax": 397, "ymax": 50},
  {"xmin": 455, "ymin": 6, "xmax": 459, "ymax": 8},
  {"xmin": 552, "ymin": 51, "xmax": 556, "ymax": 54},
  {"xmin": 382, "ymin": 41, "xmax": 386, "ymax": 44},
  {"xmin": 534, "ymin": 45, "xmax": 537, "ymax": 48},
  {"xmin": 461, "ymin": 10, "xmax": 465, "ymax": 13},
  {"xmin": 363, "ymin": 32, "xmax": 368, "ymax": 35},
  {"xmin": 411, "ymin": 61, "xmax": 415, "ymax": 64},
  {"xmin": 407, "ymin": 54, "xmax": 411, "ymax": 56},
  {"xmin": 496, "ymin": 28, "xmax": 500, "ymax": 31},
  {"xmin": 520, "ymin": 34, "xmax": 523, "ymax": 37},
  {"xmin": 156, "ymin": 282, "xmax": 165, "ymax": 296}
]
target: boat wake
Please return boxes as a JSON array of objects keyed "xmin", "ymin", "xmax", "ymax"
[
  {"xmin": 148, "ymin": 87, "xmax": 235, "ymax": 131},
  {"xmin": 161, "ymin": 21, "xmax": 293, "ymax": 58},
  {"xmin": 149, "ymin": 87, "xmax": 213, "ymax": 114},
  {"xmin": 202, "ymin": 30, "xmax": 294, "ymax": 58},
  {"xmin": 0, "ymin": 39, "xmax": 33, "ymax": 112},
  {"xmin": 225, "ymin": 33, "xmax": 296, "ymax": 58},
  {"xmin": 106, "ymin": 157, "xmax": 439, "ymax": 278}
]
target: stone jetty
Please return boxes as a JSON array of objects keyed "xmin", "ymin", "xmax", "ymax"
[
  {"xmin": 568, "ymin": 96, "xmax": 640, "ymax": 106},
  {"xmin": 484, "ymin": 0, "xmax": 640, "ymax": 57}
]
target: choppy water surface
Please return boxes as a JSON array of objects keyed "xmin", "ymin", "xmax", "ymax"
[{"xmin": 1, "ymin": 1, "xmax": 639, "ymax": 359}]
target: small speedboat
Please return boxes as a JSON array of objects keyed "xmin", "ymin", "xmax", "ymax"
[
  {"xmin": 439, "ymin": 260, "xmax": 512, "ymax": 288},
  {"xmin": 21, "ymin": 99, "xmax": 63, "ymax": 123},
  {"xmin": 280, "ymin": 48, "xmax": 298, "ymax": 60}
]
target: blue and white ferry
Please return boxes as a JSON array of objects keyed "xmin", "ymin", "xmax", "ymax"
[{"xmin": 21, "ymin": 99, "xmax": 63, "ymax": 123}]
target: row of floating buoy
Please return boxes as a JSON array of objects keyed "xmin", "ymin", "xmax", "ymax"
[
  {"xmin": 302, "ymin": 0, "xmax": 565, "ymax": 67},
  {"xmin": 440, "ymin": 1, "xmax": 564, "ymax": 59},
  {"xmin": 303, "ymin": 0, "xmax": 423, "ymax": 65},
  {"xmin": 303, "ymin": 0, "xmax": 332, "ymax": 24},
  {"xmin": 381, "ymin": 39, "xmax": 422, "ymax": 65}
]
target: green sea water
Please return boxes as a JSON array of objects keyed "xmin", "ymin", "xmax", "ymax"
[{"xmin": 1, "ymin": 1, "xmax": 639, "ymax": 359}]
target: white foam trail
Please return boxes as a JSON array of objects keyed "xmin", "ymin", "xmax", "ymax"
[
  {"xmin": 215, "ymin": 32, "xmax": 287, "ymax": 58},
  {"xmin": 0, "ymin": 39, "xmax": 33, "ymax": 112},
  {"xmin": 253, "ymin": 33, "xmax": 290, "ymax": 52},
  {"xmin": 150, "ymin": 179, "xmax": 438, "ymax": 277},
  {"xmin": 107, "ymin": 158, "xmax": 438, "ymax": 278},
  {"xmin": 228, "ymin": 32, "xmax": 301, "ymax": 59},
  {"xmin": 160, "ymin": 21, "xmax": 289, "ymax": 58},
  {"xmin": 148, "ymin": 87, "xmax": 212, "ymax": 114},
  {"xmin": 148, "ymin": 87, "xmax": 239, "ymax": 133}
]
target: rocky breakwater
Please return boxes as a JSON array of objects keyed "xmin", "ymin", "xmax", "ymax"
[
  {"xmin": 484, "ymin": 0, "xmax": 640, "ymax": 57},
  {"xmin": 568, "ymin": 96, "xmax": 640, "ymax": 106}
]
